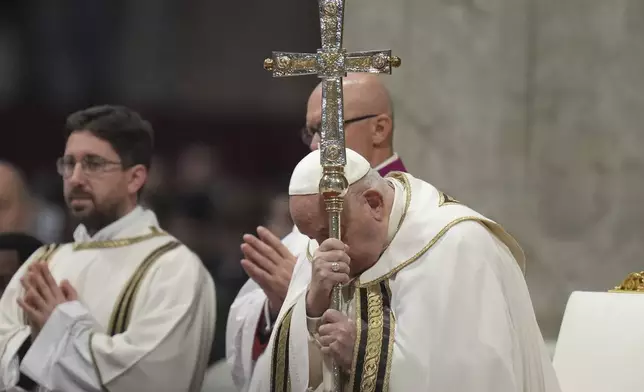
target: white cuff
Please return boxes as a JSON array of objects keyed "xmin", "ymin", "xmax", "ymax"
[
  {"xmin": 0, "ymin": 328, "xmax": 30, "ymax": 390},
  {"xmin": 263, "ymin": 300, "xmax": 273, "ymax": 333},
  {"xmin": 306, "ymin": 316, "xmax": 321, "ymax": 337},
  {"xmin": 20, "ymin": 301, "xmax": 95, "ymax": 389}
]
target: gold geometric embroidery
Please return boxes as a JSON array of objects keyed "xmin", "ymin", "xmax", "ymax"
[
  {"xmin": 361, "ymin": 285, "xmax": 385, "ymax": 392},
  {"xmin": 348, "ymin": 281, "xmax": 395, "ymax": 392},
  {"xmin": 73, "ymin": 226, "xmax": 168, "ymax": 251}
]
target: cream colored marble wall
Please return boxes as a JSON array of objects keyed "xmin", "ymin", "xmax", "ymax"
[{"xmin": 343, "ymin": 0, "xmax": 644, "ymax": 337}]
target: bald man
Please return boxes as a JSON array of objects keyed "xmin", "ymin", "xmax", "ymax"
[
  {"xmin": 0, "ymin": 162, "xmax": 31, "ymax": 234},
  {"xmin": 303, "ymin": 73, "xmax": 405, "ymax": 173},
  {"xmin": 225, "ymin": 74, "xmax": 407, "ymax": 391}
]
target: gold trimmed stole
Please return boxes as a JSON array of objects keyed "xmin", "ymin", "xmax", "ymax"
[
  {"xmin": 269, "ymin": 281, "xmax": 396, "ymax": 392},
  {"xmin": 347, "ymin": 281, "xmax": 395, "ymax": 392},
  {"xmin": 106, "ymin": 241, "xmax": 181, "ymax": 336},
  {"xmin": 270, "ymin": 307, "xmax": 294, "ymax": 392}
]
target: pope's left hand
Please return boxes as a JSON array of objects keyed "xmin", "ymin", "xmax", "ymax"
[
  {"xmin": 17, "ymin": 263, "xmax": 78, "ymax": 339},
  {"xmin": 317, "ymin": 309, "xmax": 357, "ymax": 371}
]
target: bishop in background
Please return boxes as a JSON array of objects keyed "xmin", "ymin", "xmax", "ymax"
[
  {"xmin": 0, "ymin": 105, "xmax": 216, "ymax": 392},
  {"xmin": 250, "ymin": 148, "xmax": 561, "ymax": 392}
]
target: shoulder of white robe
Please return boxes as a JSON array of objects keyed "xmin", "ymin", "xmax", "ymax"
[{"xmin": 357, "ymin": 175, "xmax": 527, "ymax": 286}]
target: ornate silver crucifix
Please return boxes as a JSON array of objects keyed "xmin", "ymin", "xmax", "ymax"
[{"xmin": 264, "ymin": 1, "xmax": 400, "ymax": 390}]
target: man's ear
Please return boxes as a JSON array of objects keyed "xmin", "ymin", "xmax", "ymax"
[
  {"xmin": 127, "ymin": 164, "xmax": 148, "ymax": 195},
  {"xmin": 363, "ymin": 189, "xmax": 385, "ymax": 220},
  {"xmin": 371, "ymin": 114, "xmax": 393, "ymax": 146}
]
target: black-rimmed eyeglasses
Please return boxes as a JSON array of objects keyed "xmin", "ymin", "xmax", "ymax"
[
  {"xmin": 56, "ymin": 155, "xmax": 123, "ymax": 178},
  {"xmin": 301, "ymin": 114, "xmax": 378, "ymax": 146}
]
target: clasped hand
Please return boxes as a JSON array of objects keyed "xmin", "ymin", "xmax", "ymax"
[
  {"xmin": 316, "ymin": 309, "xmax": 357, "ymax": 372},
  {"xmin": 17, "ymin": 263, "xmax": 77, "ymax": 338},
  {"xmin": 306, "ymin": 238, "xmax": 356, "ymax": 371},
  {"xmin": 306, "ymin": 238, "xmax": 351, "ymax": 317}
]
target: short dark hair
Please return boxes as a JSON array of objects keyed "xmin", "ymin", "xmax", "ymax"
[
  {"xmin": 0, "ymin": 233, "xmax": 44, "ymax": 265},
  {"xmin": 64, "ymin": 105, "xmax": 154, "ymax": 169}
]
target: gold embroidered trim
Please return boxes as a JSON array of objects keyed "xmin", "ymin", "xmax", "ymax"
[
  {"xmin": 271, "ymin": 307, "xmax": 294, "ymax": 392},
  {"xmin": 438, "ymin": 191, "xmax": 461, "ymax": 207},
  {"xmin": 347, "ymin": 286, "xmax": 363, "ymax": 388},
  {"xmin": 73, "ymin": 226, "xmax": 168, "ymax": 251},
  {"xmin": 88, "ymin": 332, "xmax": 110, "ymax": 392},
  {"xmin": 383, "ymin": 282, "xmax": 395, "ymax": 392},
  {"xmin": 107, "ymin": 241, "xmax": 181, "ymax": 335},
  {"xmin": 348, "ymin": 281, "xmax": 395, "ymax": 392},
  {"xmin": 360, "ymin": 284, "xmax": 386, "ymax": 391},
  {"xmin": 35, "ymin": 243, "xmax": 62, "ymax": 265},
  {"xmin": 382, "ymin": 172, "xmax": 411, "ymax": 251},
  {"xmin": 356, "ymin": 216, "xmax": 488, "ymax": 287}
]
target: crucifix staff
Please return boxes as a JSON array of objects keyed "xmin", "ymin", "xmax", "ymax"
[{"xmin": 263, "ymin": 1, "xmax": 400, "ymax": 390}]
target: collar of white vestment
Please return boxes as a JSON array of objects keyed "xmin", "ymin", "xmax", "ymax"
[{"xmin": 72, "ymin": 206, "xmax": 168, "ymax": 251}]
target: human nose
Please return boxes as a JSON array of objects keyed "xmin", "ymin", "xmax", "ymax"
[{"xmin": 67, "ymin": 163, "xmax": 85, "ymax": 185}]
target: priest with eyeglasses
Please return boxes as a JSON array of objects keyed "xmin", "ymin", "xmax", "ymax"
[{"xmin": 0, "ymin": 105, "xmax": 216, "ymax": 392}]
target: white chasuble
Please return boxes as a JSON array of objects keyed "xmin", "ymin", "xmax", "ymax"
[
  {"xmin": 0, "ymin": 206, "xmax": 216, "ymax": 392},
  {"xmin": 250, "ymin": 172, "xmax": 560, "ymax": 392}
]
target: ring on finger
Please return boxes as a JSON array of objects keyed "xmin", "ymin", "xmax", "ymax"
[{"xmin": 331, "ymin": 262, "xmax": 340, "ymax": 272}]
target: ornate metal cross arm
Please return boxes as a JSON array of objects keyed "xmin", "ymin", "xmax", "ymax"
[{"xmin": 263, "ymin": 50, "xmax": 401, "ymax": 76}]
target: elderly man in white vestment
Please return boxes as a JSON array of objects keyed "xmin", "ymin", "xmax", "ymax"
[
  {"xmin": 226, "ymin": 74, "xmax": 408, "ymax": 391},
  {"xmin": 0, "ymin": 105, "xmax": 216, "ymax": 392},
  {"xmin": 248, "ymin": 148, "xmax": 561, "ymax": 392}
]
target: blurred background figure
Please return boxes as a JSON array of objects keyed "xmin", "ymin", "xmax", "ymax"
[
  {"xmin": 0, "ymin": 161, "xmax": 65, "ymax": 244},
  {"xmin": 0, "ymin": 162, "xmax": 30, "ymax": 234},
  {"xmin": 0, "ymin": 232, "xmax": 43, "ymax": 295},
  {"xmin": 264, "ymin": 193, "xmax": 293, "ymax": 239}
]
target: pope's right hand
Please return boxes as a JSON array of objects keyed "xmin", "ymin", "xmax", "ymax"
[{"xmin": 306, "ymin": 239, "xmax": 350, "ymax": 317}]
